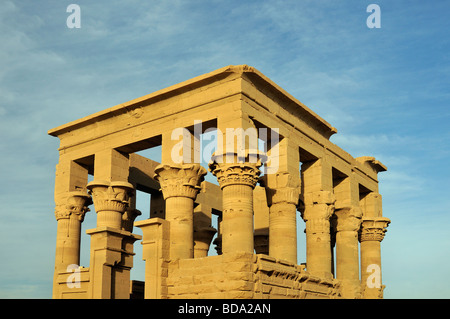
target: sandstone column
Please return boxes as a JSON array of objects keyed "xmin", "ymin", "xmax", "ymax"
[
  {"xmin": 333, "ymin": 206, "xmax": 362, "ymax": 298},
  {"xmin": 193, "ymin": 204, "xmax": 217, "ymax": 258},
  {"xmin": 52, "ymin": 158, "xmax": 90, "ymax": 298},
  {"xmin": 301, "ymin": 190, "xmax": 335, "ymax": 279},
  {"xmin": 263, "ymin": 136, "xmax": 300, "ymax": 264},
  {"xmin": 265, "ymin": 181, "xmax": 300, "ymax": 263},
  {"xmin": 359, "ymin": 217, "xmax": 390, "ymax": 298},
  {"xmin": 253, "ymin": 186, "xmax": 270, "ymax": 255},
  {"xmin": 209, "ymin": 152, "xmax": 262, "ymax": 254},
  {"xmin": 359, "ymin": 192, "xmax": 390, "ymax": 299},
  {"xmin": 56, "ymin": 191, "xmax": 92, "ymax": 266},
  {"xmin": 87, "ymin": 180, "xmax": 135, "ymax": 229},
  {"xmin": 332, "ymin": 172, "xmax": 363, "ymax": 298},
  {"xmin": 154, "ymin": 163, "xmax": 207, "ymax": 260},
  {"xmin": 300, "ymin": 158, "xmax": 334, "ymax": 279},
  {"xmin": 209, "ymin": 112, "xmax": 264, "ymax": 254}
]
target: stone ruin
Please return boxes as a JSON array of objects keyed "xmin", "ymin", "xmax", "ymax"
[{"xmin": 48, "ymin": 65, "xmax": 390, "ymax": 299}]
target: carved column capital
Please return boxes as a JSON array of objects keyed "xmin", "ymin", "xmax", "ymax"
[
  {"xmin": 154, "ymin": 163, "xmax": 207, "ymax": 199},
  {"xmin": 332, "ymin": 206, "xmax": 363, "ymax": 232},
  {"xmin": 87, "ymin": 180, "xmax": 134, "ymax": 213},
  {"xmin": 55, "ymin": 191, "xmax": 92, "ymax": 221},
  {"xmin": 208, "ymin": 151, "xmax": 263, "ymax": 189},
  {"xmin": 54, "ymin": 208, "xmax": 70, "ymax": 221},
  {"xmin": 359, "ymin": 217, "xmax": 390, "ymax": 242},
  {"xmin": 209, "ymin": 162, "xmax": 261, "ymax": 189}
]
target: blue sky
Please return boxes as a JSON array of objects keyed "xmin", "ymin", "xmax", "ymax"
[{"xmin": 0, "ymin": 0, "xmax": 449, "ymax": 298}]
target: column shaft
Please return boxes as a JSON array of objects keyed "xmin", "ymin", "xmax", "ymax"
[
  {"xmin": 55, "ymin": 216, "xmax": 82, "ymax": 269},
  {"xmin": 263, "ymin": 136, "xmax": 300, "ymax": 264},
  {"xmin": 253, "ymin": 186, "xmax": 269, "ymax": 255},
  {"xmin": 209, "ymin": 152, "xmax": 263, "ymax": 255},
  {"xmin": 193, "ymin": 204, "xmax": 217, "ymax": 258},
  {"xmin": 302, "ymin": 191, "xmax": 335, "ymax": 279},
  {"xmin": 336, "ymin": 230, "xmax": 360, "ymax": 280},
  {"xmin": 359, "ymin": 216, "xmax": 390, "ymax": 299},
  {"xmin": 65, "ymin": 215, "xmax": 83, "ymax": 266},
  {"xmin": 53, "ymin": 159, "xmax": 89, "ymax": 276},
  {"xmin": 269, "ymin": 198, "xmax": 298, "ymax": 263},
  {"xmin": 53, "ymin": 187, "xmax": 91, "ymax": 298},
  {"xmin": 305, "ymin": 218, "xmax": 332, "ymax": 278},
  {"xmin": 360, "ymin": 240, "xmax": 381, "ymax": 288},
  {"xmin": 166, "ymin": 196, "xmax": 195, "ymax": 259},
  {"xmin": 222, "ymin": 183, "xmax": 254, "ymax": 254},
  {"xmin": 301, "ymin": 158, "xmax": 334, "ymax": 279},
  {"xmin": 333, "ymin": 206, "xmax": 362, "ymax": 298}
]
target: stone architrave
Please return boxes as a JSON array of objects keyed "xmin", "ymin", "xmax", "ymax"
[{"xmin": 154, "ymin": 163, "xmax": 207, "ymax": 260}]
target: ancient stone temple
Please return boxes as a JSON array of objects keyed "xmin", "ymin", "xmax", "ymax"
[{"xmin": 48, "ymin": 65, "xmax": 390, "ymax": 299}]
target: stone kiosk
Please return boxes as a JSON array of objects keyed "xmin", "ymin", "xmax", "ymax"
[{"xmin": 48, "ymin": 65, "xmax": 390, "ymax": 299}]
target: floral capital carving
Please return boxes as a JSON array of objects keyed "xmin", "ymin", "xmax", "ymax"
[
  {"xmin": 359, "ymin": 217, "xmax": 390, "ymax": 242},
  {"xmin": 154, "ymin": 163, "xmax": 207, "ymax": 199},
  {"xmin": 210, "ymin": 162, "xmax": 261, "ymax": 189},
  {"xmin": 209, "ymin": 151, "xmax": 263, "ymax": 189},
  {"xmin": 55, "ymin": 191, "xmax": 92, "ymax": 221},
  {"xmin": 86, "ymin": 180, "xmax": 134, "ymax": 213}
]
